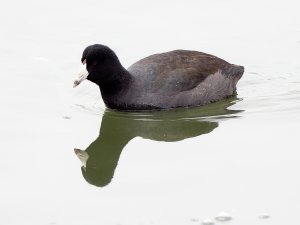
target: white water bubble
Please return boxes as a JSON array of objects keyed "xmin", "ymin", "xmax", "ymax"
[
  {"xmin": 215, "ymin": 212, "xmax": 232, "ymax": 222},
  {"xmin": 201, "ymin": 218, "xmax": 215, "ymax": 225}
]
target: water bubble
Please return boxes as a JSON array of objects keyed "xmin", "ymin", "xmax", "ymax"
[
  {"xmin": 215, "ymin": 212, "xmax": 232, "ymax": 222},
  {"xmin": 201, "ymin": 218, "xmax": 214, "ymax": 225}
]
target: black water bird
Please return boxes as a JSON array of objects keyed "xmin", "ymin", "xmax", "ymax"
[{"xmin": 74, "ymin": 44, "xmax": 244, "ymax": 111}]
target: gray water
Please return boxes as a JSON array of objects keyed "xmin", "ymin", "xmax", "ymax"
[{"xmin": 1, "ymin": 0, "xmax": 300, "ymax": 224}]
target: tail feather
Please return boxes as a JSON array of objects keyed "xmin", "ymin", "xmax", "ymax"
[{"xmin": 225, "ymin": 64, "xmax": 244, "ymax": 81}]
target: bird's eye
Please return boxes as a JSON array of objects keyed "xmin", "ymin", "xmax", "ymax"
[{"xmin": 92, "ymin": 61, "xmax": 97, "ymax": 66}]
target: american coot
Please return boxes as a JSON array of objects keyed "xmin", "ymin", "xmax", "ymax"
[{"xmin": 74, "ymin": 44, "xmax": 244, "ymax": 111}]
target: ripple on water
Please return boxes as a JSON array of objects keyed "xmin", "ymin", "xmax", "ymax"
[
  {"xmin": 258, "ymin": 214, "xmax": 271, "ymax": 219},
  {"xmin": 237, "ymin": 70, "xmax": 300, "ymax": 115},
  {"xmin": 71, "ymin": 103, "xmax": 105, "ymax": 116},
  {"xmin": 104, "ymin": 97, "xmax": 243, "ymax": 123}
]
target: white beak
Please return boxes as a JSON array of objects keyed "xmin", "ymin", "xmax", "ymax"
[{"xmin": 73, "ymin": 60, "xmax": 89, "ymax": 87}]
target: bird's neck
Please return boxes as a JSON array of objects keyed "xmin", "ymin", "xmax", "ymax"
[{"xmin": 97, "ymin": 64, "xmax": 133, "ymax": 108}]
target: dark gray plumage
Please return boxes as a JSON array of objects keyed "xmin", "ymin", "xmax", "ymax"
[{"xmin": 75, "ymin": 44, "xmax": 244, "ymax": 111}]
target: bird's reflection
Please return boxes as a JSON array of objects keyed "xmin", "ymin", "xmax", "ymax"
[{"xmin": 75, "ymin": 97, "xmax": 243, "ymax": 187}]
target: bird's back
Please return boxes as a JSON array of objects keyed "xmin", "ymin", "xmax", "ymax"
[
  {"xmin": 128, "ymin": 50, "xmax": 236, "ymax": 93},
  {"xmin": 125, "ymin": 50, "xmax": 243, "ymax": 109}
]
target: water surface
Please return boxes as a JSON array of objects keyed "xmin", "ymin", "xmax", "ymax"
[{"xmin": 1, "ymin": 0, "xmax": 300, "ymax": 225}]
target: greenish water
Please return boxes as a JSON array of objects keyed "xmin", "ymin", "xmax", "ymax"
[
  {"xmin": 75, "ymin": 98, "xmax": 242, "ymax": 188},
  {"xmin": 1, "ymin": 0, "xmax": 300, "ymax": 225}
]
